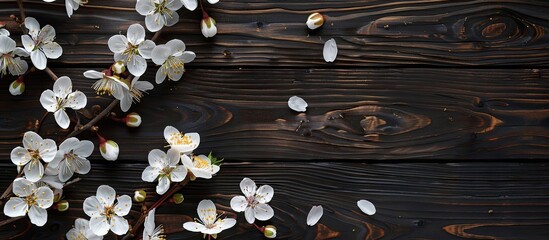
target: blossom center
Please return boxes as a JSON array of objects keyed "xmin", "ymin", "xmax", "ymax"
[
  {"xmin": 169, "ymin": 133, "xmax": 192, "ymax": 145},
  {"xmin": 103, "ymin": 205, "xmax": 116, "ymax": 219},
  {"xmin": 246, "ymin": 196, "xmax": 258, "ymax": 207},
  {"xmin": 93, "ymin": 75, "xmax": 123, "ymax": 96},
  {"xmin": 154, "ymin": 1, "xmax": 172, "ymax": 16},
  {"xmin": 25, "ymin": 194, "xmax": 38, "ymax": 206},
  {"xmin": 193, "ymin": 156, "xmax": 209, "ymax": 169},
  {"xmin": 160, "ymin": 166, "xmax": 174, "ymax": 176}
]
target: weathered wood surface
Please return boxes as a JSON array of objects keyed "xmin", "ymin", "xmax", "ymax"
[
  {"xmin": 2, "ymin": 162, "xmax": 549, "ymax": 240},
  {"xmin": 2, "ymin": 0, "xmax": 549, "ymax": 66},
  {"xmin": 1, "ymin": 68, "xmax": 548, "ymax": 160}
]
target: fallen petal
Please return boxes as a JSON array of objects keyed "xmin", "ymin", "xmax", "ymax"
[
  {"xmin": 357, "ymin": 199, "xmax": 376, "ymax": 215},
  {"xmin": 306, "ymin": 205, "xmax": 323, "ymax": 226},
  {"xmin": 288, "ymin": 96, "xmax": 308, "ymax": 112},
  {"xmin": 323, "ymin": 38, "xmax": 338, "ymax": 63}
]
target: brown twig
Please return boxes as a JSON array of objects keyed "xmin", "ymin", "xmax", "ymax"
[
  {"xmin": 44, "ymin": 67, "xmax": 58, "ymax": 81},
  {"xmin": 35, "ymin": 111, "xmax": 49, "ymax": 134},
  {"xmin": 65, "ymin": 100, "xmax": 119, "ymax": 138},
  {"xmin": 16, "ymin": 0, "xmax": 25, "ymax": 20}
]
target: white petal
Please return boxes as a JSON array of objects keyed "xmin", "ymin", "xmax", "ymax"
[
  {"xmin": 23, "ymin": 131, "xmax": 43, "ymax": 150},
  {"xmin": 183, "ymin": 222, "xmax": 206, "ymax": 232},
  {"xmin": 74, "ymin": 218, "xmax": 89, "ymax": 231},
  {"xmin": 155, "ymin": 67, "xmax": 167, "ymax": 84},
  {"xmin": 180, "ymin": 154, "xmax": 193, "ymax": 167},
  {"xmin": 11, "ymin": 147, "xmax": 31, "ymax": 166},
  {"xmin": 24, "ymin": 17, "xmax": 40, "ymax": 38},
  {"xmin": 323, "ymin": 38, "xmax": 338, "ymax": 62},
  {"xmin": 53, "ymin": 76, "xmax": 73, "ymax": 99},
  {"xmin": 83, "ymin": 196, "xmax": 103, "ymax": 217},
  {"xmin": 38, "ymin": 25, "xmax": 56, "ymax": 42},
  {"xmin": 165, "ymin": 39, "xmax": 186, "ymax": 55},
  {"xmin": 120, "ymin": 92, "xmax": 132, "ymax": 112},
  {"xmin": 165, "ymin": 11, "xmax": 179, "ymax": 27},
  {"xmin": 54, "ymin": 109, "xmax": 70, "ymax": 129},
  {"xmin": 0, "ymin": 35, "xmax": 16, "ymax": 53},
  {"xmin": 207, "ymin": 0, "xmax": 219, "ymax": 4},
  {"xmin": 21, "ymin": 35, "xmax": 35, "ymax": 52},
  {"xmin": 42, "ymin": 42, "xmax": 62, "ymax": 59},
  {"xmin": 59, "ymin": 160, "xmax": 76, "ymax": 182},
  {"xmin": 166, "ymin": 0, "xmax": 183, "ymax": 10},
  {"xmin": 307, "ymin": 205, "xmax": 323, "ymax": 226},
  {"xmin": 163, "ymin": 126, "xmax": 179, "ymax": 143},
  {"xmin": 170, "ymin": 165, "xmax": 187, "ymax": 182},
  {"xmin": 59, "ymin": 137, "xmax": 79, "ymax": 152},
  {"xmin": 97, "ymin": 185, "xmax": 116, "ymax": 206},
  {"xmin": 253, "ymin": 203, "xmax": 274, "ymax": 221},
  {"xmin": 156, "ymin": 176, "xmax": 170, "ymax": 195},
  {"xmin": 0, "ymin": 28, "xmax": 9, "ymax": 36},
  {"xmin": 127, "ymin": 24, "xmax": 145, "ymax": 45},
  {"xmin": 35, "ymin": 186, "xmax": 54, "ymax": 208},
  {"xmin": 145, "ymin": 13, "xmax": 165, "ymax": 32},
  {"xmin": 357, "ymin": 199, "xmax": 376, "ymax": 215},
  {"xmin": 74, "ymin": 157, "xmax": 91, "ymax": 175},
  {"xmin": 108, "ymin": 35, "xmax": 128, "ymax": 53},
  {"xmin": 189, "ymin": 168, "xmax": 213, "ymax": 179},
  {"xmin": 40, "ymin": 90, "xmax": 57, "ymax": 112},
  {"xmin": 31, "ymin": 50, "xmax": 47, "ymax": 70},
  {"xmin": 8, "ymin": 57, "xmax": 29, "ymax": 76},
  {"xmin": 214, "ymin": 218, "xmax": 236, "ymax": 231},
  {"xmin": 182, "ymin": 0, "xmax": 197, "ymax": 11},
  {"xmin": 65, "ymin": 0, "xmax": 74, "ymax": 17},
  {"xmin": 38, "ymin": 138, "xmax": 57, "ymax": 162},
  {"xmin": 197, "ymin": 200, "xmax": 216, "ymax": 224},
  {"xmin": 127, "ymin": 55, "xmax": 147, "ymax": 76},
  {"xmin": 151, "ymin": 45, "xmax": 170, "ymax": 65},
  {"xmin": 240, "ymin": 177, "xmax": 257, "ymax": 198},
  {"xmin": 288, "ymin": 96, "xmax": 308, "ymax": 112},
  {"xmin": 138, "ymin": 40, "xmax": 156, "ymax": 59},
  {"xmin": 28, "ymin": 205, "xmax": 48, "ymax": 226},
  {"xmin": 13, "ymin": 47, "xmax": 29, "ymax": 57},
  {"xmin": 74, "ymin": 140, "xmax": 94, "ymax": 157},
  {"xmin": 114, "ymin": 195, "xmax": 132, "ymax": 216},
  {"xmin": 135, "ymin": 0, "xmax": 155, "ymax": 15},
  {"xmin": 12, "ymin": 178, "xmax": 35, "ymax": 197},
  {"xmin": 133, "ymin": 79, "xmax": 154, "ymax": 91},
  {"xmin": 244, "ymin": 206, "xmax": 255, "ymax": 224},
  {"xmin": 24, "ymin": 161, "xmax": 44, "ymax": 182},
  {"xmin": 90, "ymin": 216, "xmax": 110, "ymax": 236},
  {"xmin": 83, "ymin": 70, "xmax": 103, "ymax": 79},
  {"xmin": 229, "ymin": 196, "xmax": 247, "ymax": 212},
  {"xmin": 66, "ymin": 91, "xmax": 87, "ymax": 110},
  {"xmin": 179, "ymin": 51, "xmax": 196, "ymax": 63},
  {"xmin": 167, "ymin": 148, "xmax": 181, "ymax": 166},
  {"xmin": 41, "ymin": 175, "xmax": 64, "ymax": 189},
  {"xmin": 144, "ymin": 208, "xmax": 156, "ymax": 234},
  {"xmin": 255, "ymin": 185, "xmax": 274, "ymax": 204},
  {"xmin": 110, "ymin": 215, "xmax": 129, "ymax": 235},
  {"xmin": 3, "ymin": 197, "xmax": 28, "ymax": 217},
  {"xmin": 148, "ymin": 149, "xmax": 167, "ymax": 168}
]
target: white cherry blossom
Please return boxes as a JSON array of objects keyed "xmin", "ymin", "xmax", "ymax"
[
  {"xmin": 230, "ymin": 177, "xmax": 274, "ymax": 224},
  {"xmin": 200, "ymin": 17, "xmax": 217, "ymax": 38},
  {"xmin": 83, "ymin": 185, "xmax": 132, "ymax": 236},
  {"xmin": 181, "ymin": 0, "xmax": 219, "ymax": 11},
  {"xmin": 143, "ymin": 208, "xmax": 165, "ymax": 240},
  {"xmin": 84, "ymin": 69, "xmax": 129, "ymax": 99},
  {"xmin": 10, "ymin": 131, "xmax": 57, "ymax": 182},
  {"xmin": 21, "ymin": 17, "xmax": 62, "ymax": 70},
  {"xmin": 181, "ymin": 154, "xmax": 220, "ymax": 180},
  {"xmin": 108, "ymin": 24, "xmax": 155, "ymax": 76},
  {"xmin": 120, "ymin": 76, "xmax": 154, "ymax": 112},
  {"xmin": 0, "ymin": 35, "xmax": 29, "ymax": 76},
  {"xmin": 66, "ymin": 218, "xmax": 103, "ymax": 240},
  {"xmin": 183, "ymin": 199, "xmax": 236, "ymax": 237},
  {"xmin": 163, "ymin": 126, "xmax": 199, "ymax": 154},
  {"xmin": 136, "ymin": 0, "xmax": 182, "ymax": 32},
  {"xmin": 151, "ymin": 39, "xmax": 195, "ymax": 84},
  {"xmin": 142, "ymin": 148, "xmax": 187, "ymax": 195},
  {"xmin": 49, "ymin": 137, "xmax": 94, "ymax": 182},
  {"xmin": 3, "ymin": 178, "xmax": 54, "ymax": 226},
  {"xmin": 40, "ymin": 76, "xmax": 87, "ymax": 129}
]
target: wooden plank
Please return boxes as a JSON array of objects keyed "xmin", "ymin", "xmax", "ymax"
[
  {"xmin": 1, "ymin": 161, "xmax": 549, "ymax": 239},
  {"xmin": 0, "ymin": 68, "xmax": 547, "ymax": 160},
  {"xmin": 2, "ymin": 0, "xmax": 549, "ymax": 66}
]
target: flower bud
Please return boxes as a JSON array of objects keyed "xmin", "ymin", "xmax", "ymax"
[
  {"xmin": 201, "ymin": 17, "xmax": 217, "ymax": 38},
  {"xmin": 100, "ymin": 139, "xmax": 119, "ymax": 161},
  {"xmin": 112, "ymin": 61, "xmax": 126, "ymax": 75},
  {"xmin": 172, "ymin": 193, "xmax": 184, "ymax": 204},
  {"xmin": 306, "ymin": 12, "xmax": 324, "ymax": 30},
  {"xmin": 9, "ymin": 78, "xmax": 25, "ymax": 96},
  {"xmin": 53, "ymin": 188, "xmax": 63, "ymax": 203},
  {"xmin": 125, "ymin": 112, "xmax": 142, "ymax": 128},
  {"xmin": 56, "ymin": 200, "xmax": 69, "ymax": 212},
  {"xmin": 264, "ymin": 225, "xmax": 277, "ymax": 238},
  {"xmin": 134, "ymin": 190, "xmax": 147, "ymax": 202}
]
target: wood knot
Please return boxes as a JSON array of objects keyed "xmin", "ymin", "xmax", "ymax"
[
  {"xmin": 360, "ymin": 116, "xmax": 387, "ymax": 133},
  {"xmin": 482, "ymin": 22, "xmax": 507, "ymax": 38}
]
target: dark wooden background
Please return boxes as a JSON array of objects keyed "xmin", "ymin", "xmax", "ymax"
[{"xmin": 1, "ymin": 0, "xmax": 549, "ymax": 239}]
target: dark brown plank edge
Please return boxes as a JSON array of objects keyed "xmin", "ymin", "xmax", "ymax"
[
  {"xmin": 0, "ymin": 68, "xmax": 547, "ymax": 160},
  {"xmin": 1, "ymin": 162, "xmax": 549, "ymax": 239},
  {"xmin": 2, "ymin": 0, "xmax": 549, "ymax": 66}
]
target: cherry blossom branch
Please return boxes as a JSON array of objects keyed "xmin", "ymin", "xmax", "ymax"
[
  {"xmin": 16, "ymin": 0, "xmax": 26, "ymax": 21},
  {"xmin": 44, "ymin": 67, "xmax": 59, "ymax": 81},
  {"xmin": 121, "ymin": 179, "xmax": 189, "ymax": 240}
]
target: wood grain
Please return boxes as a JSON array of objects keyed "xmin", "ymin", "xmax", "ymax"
[
  {"xmin": 0, "ymin": 68, "xmax": 547, "ymax": 160},
  {"xmin": 2, "ymin": 0, "xmax": 549, "ymax": 66},
  {"xmin": 1, "ymin": 161, "xmax": 549, "ymax": 240}
]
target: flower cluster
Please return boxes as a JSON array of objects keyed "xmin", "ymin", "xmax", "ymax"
[{"xmin": 4, "ymin": 131, "xmax": 94, "ymax": 226}]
